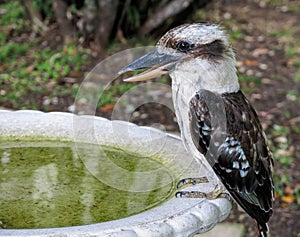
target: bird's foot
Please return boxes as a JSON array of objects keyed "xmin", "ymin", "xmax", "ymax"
[
  {"xmin": 175, "ymin": 177, "xmax": 231, "ymax": 201},
  {"xmin": 176, "ymin": 184, "xmax": 229, "ymax": 199}
]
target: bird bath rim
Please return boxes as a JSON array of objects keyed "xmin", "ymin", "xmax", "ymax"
[{"xmin": 0, "ymin": 110, "xmax": 231, "ymax": 237}]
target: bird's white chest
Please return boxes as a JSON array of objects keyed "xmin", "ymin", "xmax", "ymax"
[{"xmin": 171, "ymin": 75, "xmax": 202, "ymax": 160}]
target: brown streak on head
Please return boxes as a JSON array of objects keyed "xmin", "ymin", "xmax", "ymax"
[{"xmin": 191, "ymin": 40, "xmax": 226, "ymax": 61}]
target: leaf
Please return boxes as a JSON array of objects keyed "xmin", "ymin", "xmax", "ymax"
[
  {"xmin": 252, "ymin": 48, "xmax": 269, "ymax": 57},
  {"xmin": 99, "ymin": 104, "xmax": 115, "ymax": 112},
  {"xmin": 281, "ymin": 194, "xmax": 296, "ymax": 203},
  {"xmin": 245, "ymin": 59, "xmax": 260, "ymax": 67}
]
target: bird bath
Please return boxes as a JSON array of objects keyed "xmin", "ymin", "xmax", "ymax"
[{"xmin": 0, "ymin": 110, "xmax": 231, "ymax": 237}]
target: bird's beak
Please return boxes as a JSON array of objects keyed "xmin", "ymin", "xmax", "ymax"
[{"xmin": 118, "ymin": 49, "xmax": 181, "ymax": 82}]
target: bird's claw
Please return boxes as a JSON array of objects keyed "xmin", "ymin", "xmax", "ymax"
[
  {"xmin": 175, "ymin": 191, "xmax": 186, "ymax": 198},
  {"xmin": 175, "ymin": 178, "xmax": 231, "ymax": 200},
  {"xmin": 218, "ymin": 192, "xmax": 231, "ymax": 200}
]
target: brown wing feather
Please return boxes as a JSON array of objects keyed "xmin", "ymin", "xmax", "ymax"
[{"xmin": 189, "ymin": 90, "xmax": 274, "ymax": 232}]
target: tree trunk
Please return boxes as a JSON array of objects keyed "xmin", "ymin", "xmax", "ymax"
[
  {"xmin": 94, "ymin": 0, "xmax": 119, "ymax": 51},
  {"xmin": 22, "ymin": 0, "xmax": 48, "ymax": 34},
  {"xmin": 138, "ymin": 0, "xmax": 194, "ymax": 36},
  {"xmin": 52, "ymin": 0, "xmax": 77, "ymax": 45}
]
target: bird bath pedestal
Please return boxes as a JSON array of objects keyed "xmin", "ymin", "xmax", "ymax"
[{"xmin": 0, "ymin": 110, "xmax": 231, "ymax": 237}]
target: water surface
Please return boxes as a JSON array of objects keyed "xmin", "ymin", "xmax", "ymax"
[{"xmin": 0, "ymin": 140, "xmax": 175, "ymax": 229}]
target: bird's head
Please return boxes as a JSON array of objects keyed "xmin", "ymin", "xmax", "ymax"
[{"xmin": 119, "ymin": 23, "xmax": 239, "ymax": 94}]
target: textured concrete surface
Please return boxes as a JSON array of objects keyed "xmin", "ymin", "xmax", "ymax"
[{"xmin": 194, "ymin": 223, "xmax": 245, "ymax": 237}]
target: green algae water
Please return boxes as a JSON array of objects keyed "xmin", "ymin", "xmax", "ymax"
[{"xmin": 0, "ymin": 140, "xmax": 175, "ymax": 229}]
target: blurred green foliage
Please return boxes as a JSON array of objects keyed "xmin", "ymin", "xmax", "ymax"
[
  {"xmin": 33, "ymin": 0, "xmax": 54, "ymax": 17},
  {"xmin": 0, "ymin": 45, "xmax": 89, "ymax": 108},
  {"xmin": 0, "ymin": 1, "xmax": 27, "ymax": 31},
  {"xmin": 0, "ymin": 1, "xmax": 89, "ymax": 109}
]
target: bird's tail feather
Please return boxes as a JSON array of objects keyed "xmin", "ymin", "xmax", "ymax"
[{"xmin": 257, "ymin": 223, "xmax": 268, "ymax": 237}]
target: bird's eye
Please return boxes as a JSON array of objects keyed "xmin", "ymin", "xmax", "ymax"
[{"xmin": 177, "ymin": 41, "xmax": 192, "ymax": 52}]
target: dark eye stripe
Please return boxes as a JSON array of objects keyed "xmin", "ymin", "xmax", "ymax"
[{"xmin": 188, "ymin": 40, "xmax": 226, "ymax": 60}]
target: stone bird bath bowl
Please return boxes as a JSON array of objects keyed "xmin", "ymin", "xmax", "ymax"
[{"xmin": 0, "ymin": 110, "xmax": 231, "ymax": 237}]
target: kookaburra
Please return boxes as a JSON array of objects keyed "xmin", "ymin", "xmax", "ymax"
[{"xmin": 118, "ymin": 23, "xmax": 274, "ymax": 237}]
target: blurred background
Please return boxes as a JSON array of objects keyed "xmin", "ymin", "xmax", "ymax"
[{"xmin": 0, "ymin": 0, "xmax": 299, "ymax": 236}]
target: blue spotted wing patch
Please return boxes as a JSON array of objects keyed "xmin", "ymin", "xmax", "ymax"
[{"xmin": 217, "ymin": 136, "xmax": 257, "ymax": 193}]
